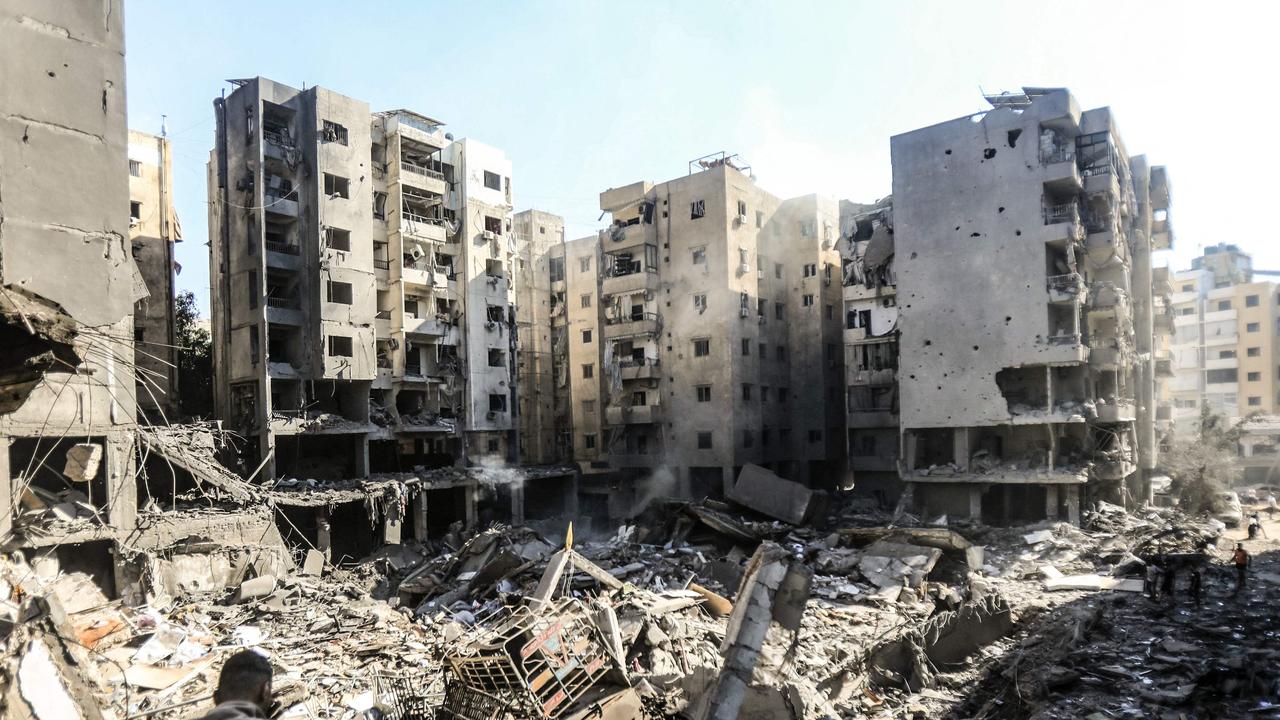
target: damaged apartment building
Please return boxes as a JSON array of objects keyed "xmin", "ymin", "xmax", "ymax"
[
  {"xmin": 209, "ymin": 77, "xmax": 522, "ymax": 482},
  {"xmin": 890, "ymin": 87, "xmax": 1174, "ymax": 524},
  {"xmin": 555, "ymin": 154, "xmax": 848, "ymax": 508},
  {"xmin": 0, "ymin": 0, "xmax": 144, "ymax": 573},
  {"xmin": 840, "ymin": 198, "xmax": 901, "ymax": 504}
]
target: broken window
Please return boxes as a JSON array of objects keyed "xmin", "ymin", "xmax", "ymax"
[
  {"xmin": 484, "ymin": 216, "xmax": 503, "ymax": 235},
  {"xmin": 585, "ymin": 434, "xmax": 597, "ymax": 449},
  {"xmin": 579, "ymin": 256, "xmax": 591, "ymax": 273},
  {"xmin": 757, "ymin": 298, "xmax": 767, "ymax": 318},
  {"xmin": 693, "ymin": 338, "xmax": 710, "ymax": 357},
  {"xmin": 696, "ymin": 385, "xmax": 711, "ymax": 402},
  {"xmin": 697, "ymin": 431, "xmax": 713, "ymax": 449},
  {"xmin": 693, "ymin": 294, "xmax": 707, "ymax": 312},
  {"xmin": 404, "ymin": 297, "xmax": 419, "ymax": 316},
  {"xmin": 741, "ymin": 383, "xmax": 752, "ymax": 400},
  {"xmin": 775, "ymin": 302, "xmax": 784, "ymax": 320},
  {"xmin": 373, "ymin": 191, "xmax": 387, "ymax": 220},
  {"xmin": 631, "ymin": 390, "xmax": 647, "ymax": 405},
  {"xmin": 803, "ymin": 263, "xmax": 817, "ymax": 277},
  {"xmin": 741, "ymin": 338, "xmax": 750, "ymax": 356},
  {"xmin": 1248, "ymin": 347, "xmax": 1261, "ymax": 357},
  {"xmin": 485, "ymin": 305, "xmax": 504, "ymax": 323},
  {"xmin": 323, "ymin": 173, "xmax": 350, "ymax": 199},
  {"xmin": 549, "ymin": 257, "xmax": 565, "ymax": 282},
  {"xmin": 737, "ymin": 200, "xmax": 747, "ymax": 221},
  {"xmin": 489, "ymin": 394, "xmax": 507, "ymax": 412},
  {"xmin": 130, "ymin": 201, "xmax": 142, "ymax": 222},
  {"xmin": 325, "ymin": 227, "xmax": 351, "ymax": 251},
  {"xmin": 580, "ymin": 293, "xmax": 592, "ymax": 308},
  {"xmin": 326, "ymin": 281, "xmax": 353, "ymax": 304},
  {"xmin": 808, "ymin": 429, "xmax": 822, "ymax": 443},
  {"xmin": 802, "ymin": 294, "xmax": 815, "ymax": 307},
  {"xmin": 328, "ymin": 335, "xmax": 353, "ymax": 357},
  {"xmin": 488, "ymin": 349, "xmax": 506, "ymax": 367},
  {"xmin": 582, "ymin": 329, "xmax": 592, "ymax": 343},
  {"xmin": 322, "ymin": 120, "xmax": 348, "ymax": 145},
  {"xmin": 582, "ymin": 363, "xmax": 594, "ymax": 378},
  {"xmin": 483, "ymin": 171, "xmax": 502, "ymax": 190},
  {"xmin": 691, "ymin": 200, "xmax": 705, "ymax": 219},
  {"xmin": 691, "ymin": 246, "xmax": 706, "ymax": 265}
]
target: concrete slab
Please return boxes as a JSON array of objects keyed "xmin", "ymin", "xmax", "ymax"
[{"xmin": 727, "ymin": 464, "xmax": 813, "ymax": 525}]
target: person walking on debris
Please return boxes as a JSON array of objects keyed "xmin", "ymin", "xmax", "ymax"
[
  {"xmin": 1188, "ymin": 567, "xmax": 1202, "ymax": 607},
  {"xmin": 1267, "ymin": 492, "xmax": 1277, "ymax": 520},
  {"xmin": 1247, "ymin": 512, "xmax": 1267, "ymax": 540},
  {"xmin": 1232, "ymin": 543, "xmax": 1251, "ymax": 596},
  {"xmin": 1144, "ymin": 559, "xmax": 1161, "ymax": 599},
  {"xmin": 1161, "ymin": 558, "xmax": 1177, "ymax": 602},
  {"xmin": 195, "ymin": 650, "xmax": 274, "ymax": 720}
]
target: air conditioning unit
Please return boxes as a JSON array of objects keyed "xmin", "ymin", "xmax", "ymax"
[
  {"xmin": 482, "ymin": 230, "xmax": 497, "ymax": 241},
  {"xmin": 823, "ymin": 276, "xmax": 831, "ymax": 286},
  {"xmin": 739, "ymin": 263, "xmax": 750, "ymax": 274},
  {"xmin": 757, "ymin": 269, "xmax": 764, "ymax": 280},
  {"xmin": 739, "ymin": 307, "xmax": 750, "ymax": 318},
  {"xmin": 485, "ymin": 321, "xmax": 496, "ymax": 330},
  {"xmin": 486, "ymin": 411, "xmax": 497, "ymax": 419},
  {"xmin": 738, "ymin": 213, "xmax": 748, "ymax": 224}
]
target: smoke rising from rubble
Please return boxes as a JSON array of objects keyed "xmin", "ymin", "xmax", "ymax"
[
  {"xmin": 632, "ymin": 464, "xmax": 678, "ymax": 515},
  {"xmin": 471, "ymin": 455, "xmax": 524, "ymax": 492}
]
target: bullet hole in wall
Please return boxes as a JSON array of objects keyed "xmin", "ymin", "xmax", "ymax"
[
  {"xmin": 983, "ymin": 148, "xmax": 997, "ymax": 159},
  {"xmin": 910, "ymin": 252, "xmax": 918, "ymax": 259},
  {"xmin": 1007, "ymin": 129, "xmax": 1022, "ymax": 147},
  {"xmin": 998, "ymin": 207, "xmax": 1005, "ymax": 213},
  {"xmin": 1015, "ymin": 230, "xmax": 1022, "ymax": 236},
  {"xmin": 945, "ymin": 149, "xmax": 952, "ymax": 155},
  {"xmin": 973, "ymin": 345, "xmax": 980, "ymax": 351},
  {"xmin": 970, "ymin": 233, "xmax": 981, "ymax": 238},
  {"xmin": 1005, "ymin": 316, "xmax": 1012, "ymax": 324},
  {"xmin": 924, "ymin": 340, "xmax": 932, "ymax": 346},
  {"xmin": 955, "ymin": 226, "xmax": 961, "ymax": 231}
]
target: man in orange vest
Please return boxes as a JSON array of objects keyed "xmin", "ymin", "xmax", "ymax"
[{"xmin": 1232, "ymin": 542, "xmax": 1250, "ymax": 596}]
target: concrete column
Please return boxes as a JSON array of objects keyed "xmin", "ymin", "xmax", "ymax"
[
  {"xmin": 106, "ymin": 432, "xmax": 136, "ymax": 532},
  {"xmin": 412, "ymin": 491, "xmax": 429, "ymax": 540},
  {"xmin": 315, "ymin": 508, "xmax": 333, "ymax": 563},
  {"xmin": 353, "ymin": 436, "xmax": 370, "ymax": 478},
  {"xmin": 382, "ymin": 514, "xmax": 402, "ymax": 545},
  {"xmin": 720, "ymin": 466, "xmax": 734, "ymax": 499},
  {"xmin": 953, "ymin": 428, "xmax": 969, "ymax": 471},
  {"xmin": 463, "ymin": 482, "xmax": 477, "ymax": 530},
  {"xmin": 968, "ymin": 486, "xmax": 982, "ymax": 521},
  {"xmin": 1045, "ymin": 485, "xmax": 1060, "ymax": 520},
  {"xmin": 0, "ymin": 437, "xmax": 11, "ymax": 538},
  {"xmin": 511, "ymin": 482, "xmax": 526, "ymax": 525},
  {"xmin": 1065, "ymin": 485, "xmax": 1081, "ymax": 525}
]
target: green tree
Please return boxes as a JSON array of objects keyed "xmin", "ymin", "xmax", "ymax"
[
  {"xmin": 174, "ymin": 290, "xmax": 213, "ymax": 417},
  {"xmin": 1160, "ymin": 406, "xmax": 1248, "ymax": 514}
]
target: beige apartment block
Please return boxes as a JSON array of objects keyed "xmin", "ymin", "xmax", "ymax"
[
  {"xmin": 209, "ymin": 78, "xmax": 517, "ymax": 493},
  {"xmin": 129, "ymin": 130, "xmax": 182, "ymax": 418},
  {"xmin": 584, "ymin": 155, "xmax": 847, "ymax": 500},
  {"xmin": 892, "ymin": 87, "xmax": 1172, "ymax": 524},
  {"xmin": 513, "ymin": 210, "xmax": 565, "ymax": 464},
  {"xmin": 1169, "ymin": 244, "xmax": 1280, "ymax": 432}
]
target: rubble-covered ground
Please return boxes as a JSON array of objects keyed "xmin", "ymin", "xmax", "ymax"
[{"xmin": 2, "ymin": 495, "xmax": 1278, "ymax": 719}]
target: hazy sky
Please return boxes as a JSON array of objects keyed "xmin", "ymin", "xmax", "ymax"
[{"xmin": 123, "ymin": 1, "xmax": 1279, "ymax": 315}]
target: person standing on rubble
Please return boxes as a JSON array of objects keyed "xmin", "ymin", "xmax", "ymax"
[
  {"xmin": 1144, "ymin": 559, "xmax": 1161, "ymax": 599},
  {"xmin": 1232, "ymin": 543, "xmax": 1251, "ymax": 596},
  {"xmin": 1247, "ymin": 513, "xmax": 1267, "ymax": 540},
  {"xmin": 1267, "ymin": 492, "xmax": 1277, "ymax": 520},
  {"xmin": 1188, "ymin": 567, "xmax": 1202, "ymax": 607},
  {"xmin": 1161, "ymin": 558, "xmax": 1177, "ymax": 602},
  {"xmin": 195, "ymin": 650, "xmax": 274, "ymax": 720}
]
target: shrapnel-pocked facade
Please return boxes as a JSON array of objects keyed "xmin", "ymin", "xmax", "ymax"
[
  {"xmin": 208, "ymin": 78, "xmax": 517, "ymax": 483},
  {"xmin": 891, "ymin": 87, "xmax": 1173, "ymax": 524}
]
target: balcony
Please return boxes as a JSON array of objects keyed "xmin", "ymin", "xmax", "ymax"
[
  {"xmin": 1040, "ymin": 333, "xmax": 1088, "ymax": 363},
  {"xmin": 606, "ymin": 403, "xmax": 662, "ymax": 425},
  {"xmin": 619, "ymin": 358, "xmax": 661, "ymax": 380},
  {"xmin": 1094, "ymin": 399, "xmax": 1136, "ymax": 423},
  {"xmin": 1040, "ymin": 149, "xmax": 1082, "ymax": 194},
  {"xmin": 401, "ymin": 213, "xmax": 448, "ymax": 242},
  {"xmin": 603, "ymin": 311, "xmax": 660, "ymax": 340},
  {"xmin": 265, "ymin": 191, "xmax": 298, "ymax": 218},
  {"xmin": 374, "ymin": 314, "xmax": 391, "ymax": 337},
  {"xmin": 1155, "ymin": 354, "xmax": 1174, "ymax": 377},
  {"xmin": 1155, "ymin": 309, "xmax": 1174, "ymax": 334},
  {"xmin": 601, "ymin": 268, "xmax": 658, "ymax": 297},
  {"xmin": 1043, "ymin": 201, "xmax": 1079, "ymax": 227},
  {"xmin": 1088, "ymin": 287, "xmax": 1131, "ymax": 322},
  {"xmin": 1047, "ymin": 273, "xmax": 1085, "ymax": 304},
  {"xmin": 1084, "ymin": 172, "xmax": 1121, "ymax": 201},
  {"xmin": 1089, "ymin": 344, "xmax": 1124, "ymax": 370},
  {"xmin": 265, "ymin": 240, "xmax": 303, "ymax": 271},
  {"xmin": 398, "ymin": 160, "xmax": 448, "ymax": 194},
  {"xmin": 401, "ymin": 259, "xmax": 444, "ymax": 288},
  {"xmin": 1152, "ymin": 267, "xmax": 1173, "ymax": 295},
  {"xmin": 403, "ymin": 314, "xmax": 449, "ymax": 337},
  {"xmin": 603, "ymin": 223, "xmax": 651, "ymax": 252}
]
